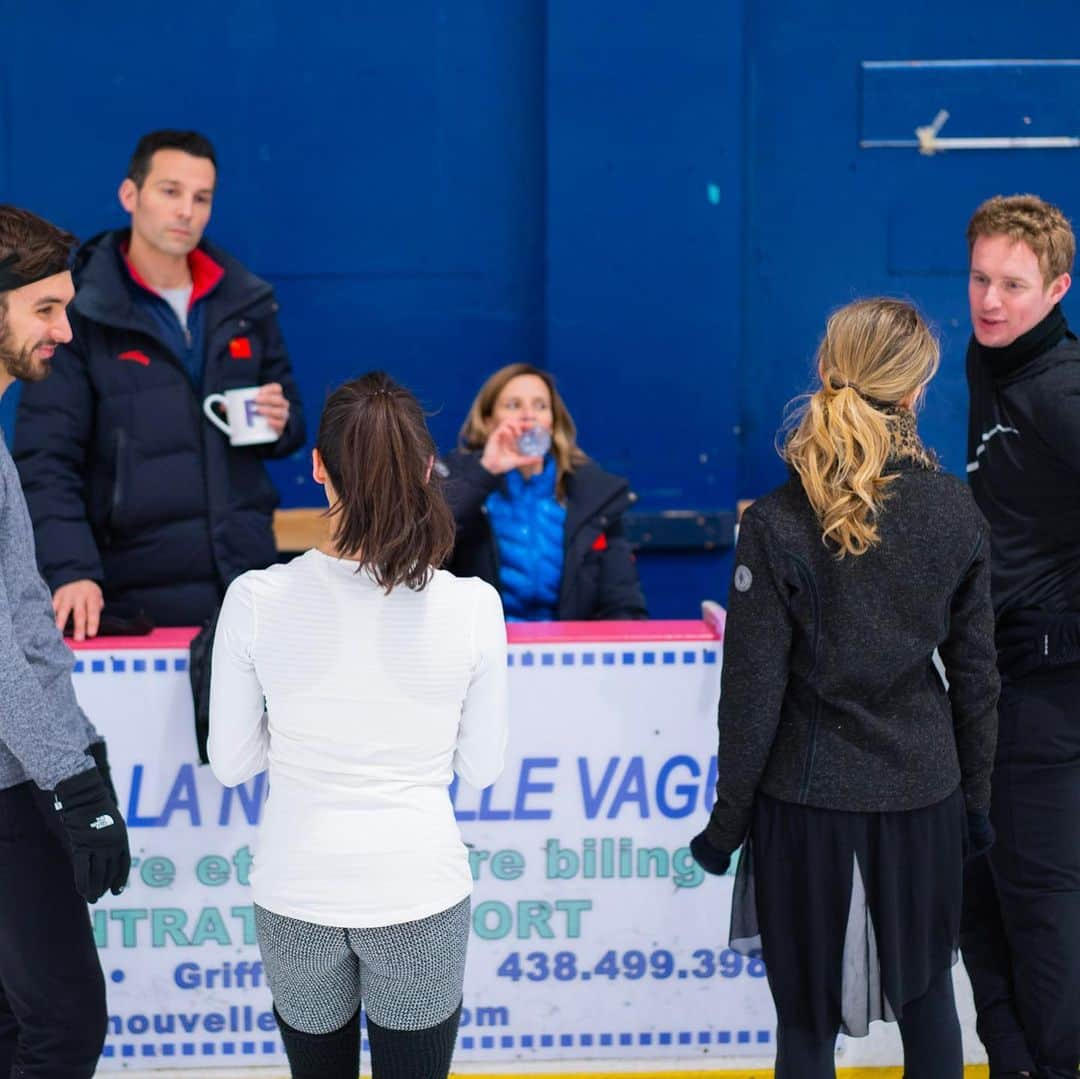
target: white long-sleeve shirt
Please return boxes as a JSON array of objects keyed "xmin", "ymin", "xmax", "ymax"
[{"xmin": 209, "ymin": 549, "xmax": 508, "ymax": 927}]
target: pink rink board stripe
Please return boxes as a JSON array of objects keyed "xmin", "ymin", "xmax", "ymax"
[
  {"xmin": 69, "ymin": 627, "xmax": 200, "ymax": 651},
  {"xmin": 505, "ymin": 619, "xmax": 721, "ymax": 644},
  {"xmin": 67, "ymin": 620, "xmax": 721, "ymax": 652}
]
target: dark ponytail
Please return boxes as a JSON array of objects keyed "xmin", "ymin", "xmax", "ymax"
[{"xmin": 316, "ymin": 372, "xmax": 455, "ymax": 591}]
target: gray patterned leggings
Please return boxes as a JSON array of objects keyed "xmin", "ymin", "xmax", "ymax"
[{"xmin": 254, "ymin": 897, "xmax": 470, "ymax": 1034}]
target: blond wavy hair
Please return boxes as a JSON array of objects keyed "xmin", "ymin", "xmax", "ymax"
[
  {"xmin": 783, "ymin": 299, "xmax": 940, "ymax": 558},
  {"xmin": 459, "ymin": 363, "xmax": 587, "ymax": 501}
]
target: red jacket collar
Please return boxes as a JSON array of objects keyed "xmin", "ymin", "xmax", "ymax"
[{"xmin": 121, "ymin": 241, "xmax": 225, "ymax": 309}]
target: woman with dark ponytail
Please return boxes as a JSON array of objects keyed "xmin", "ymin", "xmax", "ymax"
[
  {"xmin": 208, "ymin": 372, "xmax": 508, "ymax": 1079},
  {"xmin": 689, "ymin": 299, "xmax": 1000, "ymax": 1077}
]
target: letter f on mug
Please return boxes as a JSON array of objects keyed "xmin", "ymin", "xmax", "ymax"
[{"xmin": 203, "ymin": 387, "xmax": 277, "ymax": 446}]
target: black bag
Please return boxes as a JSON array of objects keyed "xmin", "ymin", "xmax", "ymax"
[
  {"xmin": 62, "ymin": 601, "xmax": 153, "ymax": 638},
  {"xmin": 188, "ymin": 607, "xmax": 221, "ymax": 765}
]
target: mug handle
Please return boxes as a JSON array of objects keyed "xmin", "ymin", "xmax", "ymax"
[{"xmin": 202, "ymin": 394, "xmax": 231, "ymax": 436}]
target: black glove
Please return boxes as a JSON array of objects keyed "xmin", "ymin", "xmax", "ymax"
[
  {"xmin": 53, "ymin": 767, "xmax": 131, "ymax": 903},
  {"xmin": 965, "ymin": 810, "xmax": 995, "ymax": 861},
  {"xmin": 690, "ymin": 830, "xmax": 732, "ymax": 876},
  {"xmin": 86, "ymin": 739, "xmax": 118, "ymax": 807},
  {"xmin": 996, "ymin": 610, "xmax": 1080, "ymax": 679}
]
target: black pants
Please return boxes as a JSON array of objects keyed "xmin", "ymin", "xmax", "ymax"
[
  {"xmin": 960, "ymin": 668, "xmax": 1080, "ymax": 1079},
  {"xmin": 0, "ymin": 782, "xmax": 107, "ymax": 1078},
  {"xmin": 774, "ymin": 965, "xmax": 963, "ymax": 1078}
]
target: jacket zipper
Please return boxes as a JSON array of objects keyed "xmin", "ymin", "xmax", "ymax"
[
  {"xmin": 102, "ymin": 308, "xmax": 261, "ymax": 585},
  {"xmin": 109, "ymin": 428, "xmax": 128, "ymax": 539}
]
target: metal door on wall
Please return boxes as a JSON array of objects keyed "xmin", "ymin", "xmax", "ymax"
[{"xmin": 739, "ymin": 1, "xmax": 1080, "ymax": 497}]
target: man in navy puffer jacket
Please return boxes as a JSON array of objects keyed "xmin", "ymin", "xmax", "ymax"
[{"xmin": 14, "ymin": 131, "xmax": 305, "ymax": 634}]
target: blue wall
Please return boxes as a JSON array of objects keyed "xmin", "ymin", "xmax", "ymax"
[
  {"xmin": 740, "ymin": 2, "xmax": 1080, "ymax": 499},
  {"xmin": 2, "ymin": 2, "xmax": 1078, "ymax": 615}
]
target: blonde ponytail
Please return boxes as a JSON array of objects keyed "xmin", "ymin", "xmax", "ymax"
[{"xmin": 783, "ymin": 299, "xmax": 940, "ymax": 558}]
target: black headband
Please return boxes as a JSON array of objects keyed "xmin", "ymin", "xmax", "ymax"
[{"xmin": 0, "ymin": 251, "xmax": 69, "ymax": 293}]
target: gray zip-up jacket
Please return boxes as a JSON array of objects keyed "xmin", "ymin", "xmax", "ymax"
[
  {"xmin": 0, "ymin": 436, "xmax": 98, "ymax": 791},
  {"xmin": 705, "ymin": 460, "xmax": 1000, "ymax": 853}
]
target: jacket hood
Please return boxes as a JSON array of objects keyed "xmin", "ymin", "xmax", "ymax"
[{"xmin": 71, "ymin": 228, "xmax": 274, "ymax": 324}]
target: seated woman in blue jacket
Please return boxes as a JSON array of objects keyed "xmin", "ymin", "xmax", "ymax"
[{"xmin": 442, "ymin": 363, "xmax": 647, "ymax": 621}]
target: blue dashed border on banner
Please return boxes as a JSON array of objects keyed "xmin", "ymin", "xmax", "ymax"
[
  {"xmin": 102, "ymin": 1040, "xmax": 281, "ymax": 1059},
  {"xmin": 509, "ymin": 648, "xmax": 718, "ymax": 669},
  {"xmin": 72, "ymin": 655, "xmax": 188, "ymax": 675},
  {"xmin": 456, "ymin": 1028, "xmax": 771, "ymax": 1050},
  {"xmin": 73, "ymin": 650, "xmax": 718, "ymax": 674},
  {"xmin": 102, "ymin": 1028, "xmax": 769, "ymax": 1058}
]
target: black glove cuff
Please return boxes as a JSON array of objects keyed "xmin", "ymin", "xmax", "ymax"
[
  {"xmin": 690, "ymin": 831, "xmax": 732, "ymax": 876},
  {"xmin": 87, "ymin": 740, "xmax": 118, "ymax": 805},
  {"xmin": 966, "ymin": 810, "xmax": 995, "ymax": 860},
  {"xmin": 87, "ymin": 739, "xmax": 109, "ymax": 775},
  {"xmin": 54, "ymin": 766, "xmax": 111, "ymax": 812}
]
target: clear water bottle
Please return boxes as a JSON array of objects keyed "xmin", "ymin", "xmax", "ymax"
[{"xmin": 517, "ymin": 427, "xmax": 551, "ymax": 457}]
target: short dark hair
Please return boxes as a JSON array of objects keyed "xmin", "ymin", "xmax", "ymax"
[
  {"xmin": 968, "ymin": 194, "xmax": 1075, "ymax": 283},
  {"xmin": 0, "ymin": 205, "xmax": 77, "ymax": 295},
  {"xmin": 316, "ymin": 371, "xmax": 456, "ymax": 592},
  {"xmin": 127, "ymin": 130, "xmax": 217, "ymax": 188}
]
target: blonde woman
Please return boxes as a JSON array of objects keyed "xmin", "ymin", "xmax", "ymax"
[
  {"xmin": 689, "ymin": 299, "xmax": 1000, "ymax": 1078},
  {"xmin": 442, "ymin": 363, "xmax": 646, "ymax": 620}
]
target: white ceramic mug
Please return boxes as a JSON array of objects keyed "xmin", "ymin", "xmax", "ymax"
[{"xmin": 202, "ymin": 387, "xmax": 278, "ymax": 446}]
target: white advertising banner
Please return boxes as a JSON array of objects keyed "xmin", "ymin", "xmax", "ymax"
[
  {"xmin": 75, "ymin": 626, "xmax": 772, "ymax": 1070},
  {"xmin": 72, "ymin": 626, "xmax": 982, "ymax": 1072}
]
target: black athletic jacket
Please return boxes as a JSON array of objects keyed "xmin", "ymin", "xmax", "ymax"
[{"xmin": 966, "ymin": 308, "xmax": 1080, "ymax": 619}]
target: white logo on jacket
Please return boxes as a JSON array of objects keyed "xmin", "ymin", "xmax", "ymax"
[{"xmin": 966, "ymin": 423, "xmax": 1020, "ymax": 473}]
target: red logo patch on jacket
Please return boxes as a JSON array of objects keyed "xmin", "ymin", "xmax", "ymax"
[
  {"xmin": 591, "ymin": 533, "xmax": 608, "ymax": 552},
  {"xmin": 118, "ymin": 349, "xmax": 150, "ymax": 366},
  {"xmin": 229, "ymin": 337, "xmax": 253, "ymax": 359}
]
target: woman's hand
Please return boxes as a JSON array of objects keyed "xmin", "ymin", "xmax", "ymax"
[{"xmin": 480, "ymin": 418, "xmax": 544, "ymax": 475}]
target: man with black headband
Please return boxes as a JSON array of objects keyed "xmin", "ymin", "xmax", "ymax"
[
  {"xmin": 13, "ymin": 129, "xmax": 305, "ymax": 637},
  {"xmin": 960, "ymin": 194, "xmax": 1080, "ymax": 1079},
  {"xmin": 0, "ymin": 206, "xmax": 130, "ymax": 1076}
]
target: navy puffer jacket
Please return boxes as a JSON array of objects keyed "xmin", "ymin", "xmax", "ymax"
[{"xmin": 13, "ymin": 230, "xmax": 306, "ymax": 627}]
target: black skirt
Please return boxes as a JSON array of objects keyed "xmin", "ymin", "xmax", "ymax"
[{"xmin": 729, "ymin": 787, "xmax": 965, "ymax": 1038}]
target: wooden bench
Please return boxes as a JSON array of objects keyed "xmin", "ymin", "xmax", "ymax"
[{"xmin": 273, "ymin": 507, "xmax": 331, "ymax": 553}]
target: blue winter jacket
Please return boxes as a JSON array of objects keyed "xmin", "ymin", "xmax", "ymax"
[
  {"xmin": 485, "ymin": 457, "xmax": 566, "ymax": 620},
  {"xmin": 442, "ymin": 449, "xmax": 647, "ymax": 621}
]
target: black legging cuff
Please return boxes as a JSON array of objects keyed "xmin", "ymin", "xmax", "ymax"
[
  {"xmin": 274, "ymin": 1005, "xmax": 361, "ymax": 1079},
  {"xmin": 365, "ymin": 999, "xmax": 463, "ymax": 1079}
]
